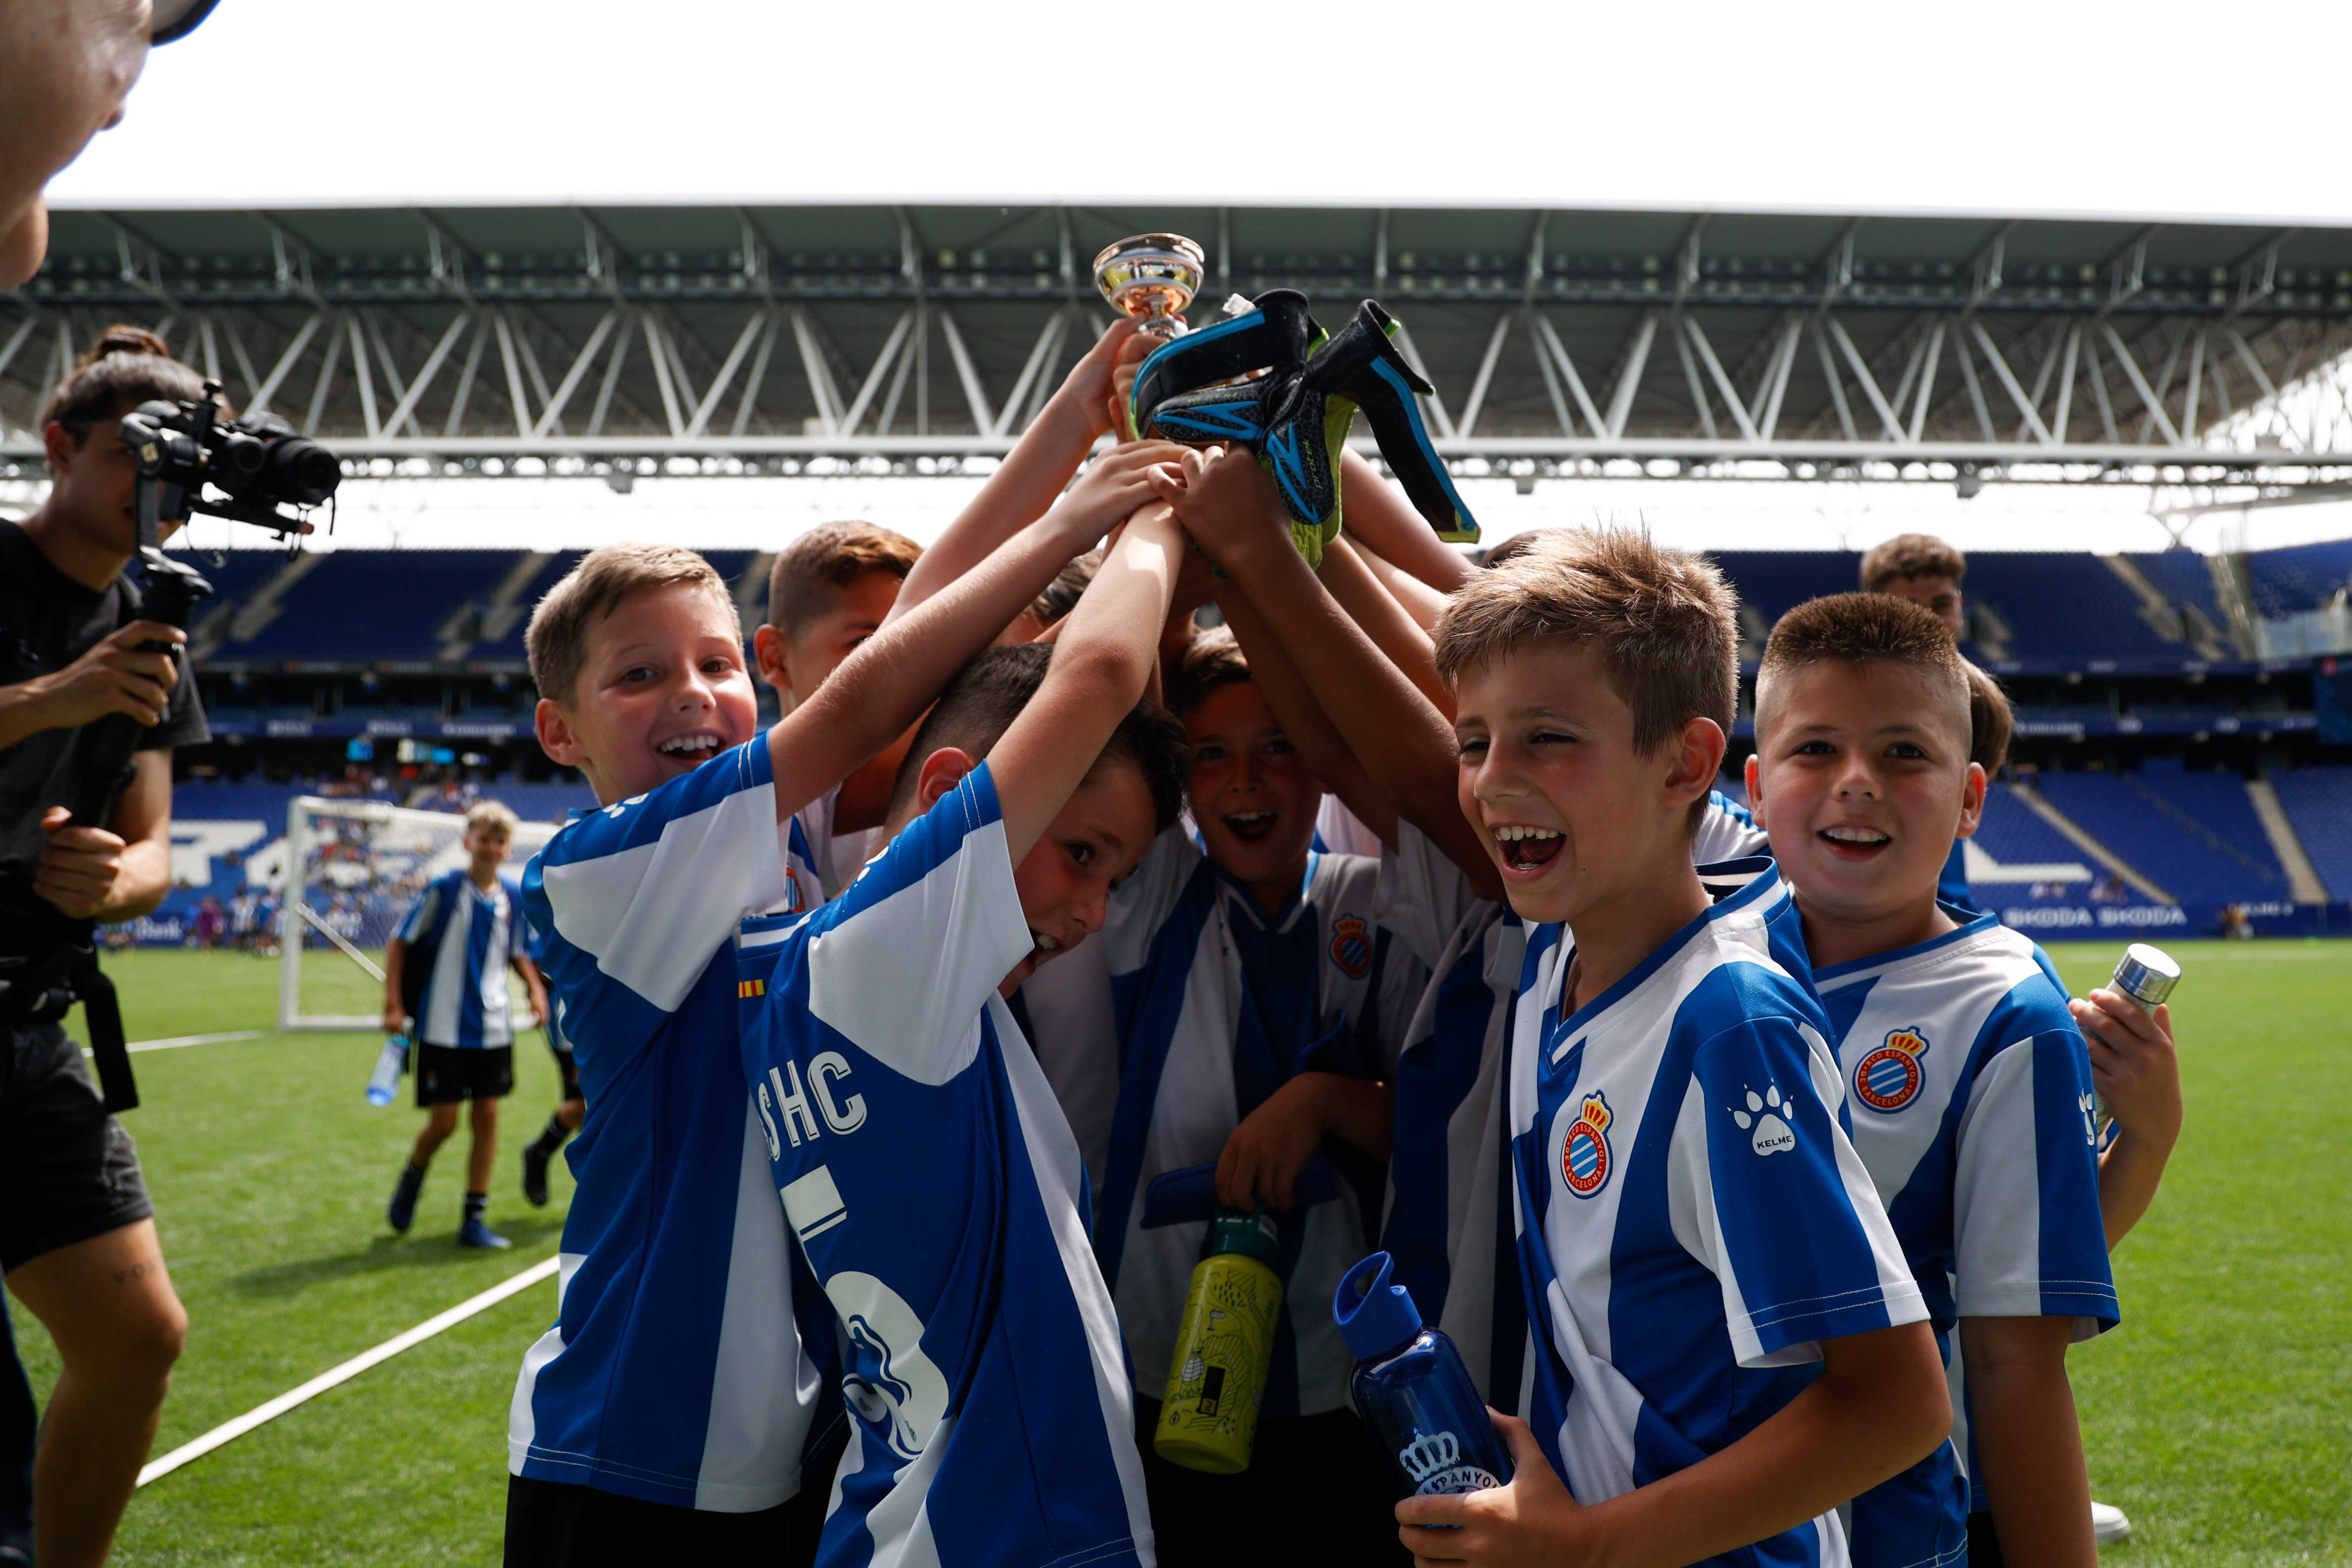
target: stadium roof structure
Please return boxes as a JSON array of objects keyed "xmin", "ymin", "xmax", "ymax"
[{"xmin": 8, "ymin": 201, "xmax": 2352, "ymax": 492}]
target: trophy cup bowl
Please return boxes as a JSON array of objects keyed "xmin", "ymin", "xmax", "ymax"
[{"xmin": 1094, "ymin": 233, "xmax": 1206, "ymax": 339}]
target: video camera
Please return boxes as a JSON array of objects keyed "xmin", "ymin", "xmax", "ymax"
[
  {"xmin": 0, "ymin": 388, "xmax": 348, "ymax": 1112},
  {"xmin": 117, "ymin": 381, "xmax": 340, "ymax": 540}
]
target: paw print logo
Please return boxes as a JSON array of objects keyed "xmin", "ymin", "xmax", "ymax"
[
  {"xmin": 2078, "ymin": 1091, "xmax": 2099, "ymax": 1147},
  {"xmin": 1730, "ymin": 1084, "xmax": 1797, "ymax": 1157}
]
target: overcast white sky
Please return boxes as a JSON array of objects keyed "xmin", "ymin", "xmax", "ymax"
[
  {"xmin": 54, "ymin": 0, "xmax": 2352, "ymax": 219},
  {"xmin": 38, "ymin": 0, "xmax": 2352, "ymax": 553}
]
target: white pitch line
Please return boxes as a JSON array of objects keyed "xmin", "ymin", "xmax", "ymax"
[
  {"xmin": 129, "ymin": 1030, "xmax": 265, "ymax": 1053},
  {"xmin": 138, "ymin": 1253, "xmax": 560, "ymax": 1488}
]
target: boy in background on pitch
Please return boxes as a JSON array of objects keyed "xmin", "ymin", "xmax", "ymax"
[
  {"xmin": 1743, "ymin": 592, "xmax": 2118, "ymax": 1568},
  {"xmin": 733, "ymin": 505, "xmax": 1193, "ymax": 1568},
  {"xmin": 380, "ymin": 800, "xmax": 548, "ymax": 1250},
  {"xmin": 1397, "ymin": 530, "xmax": 1949, "ymax": 1568}
]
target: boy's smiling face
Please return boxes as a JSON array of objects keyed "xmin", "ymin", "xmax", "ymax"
[
  {"xmin": 1004, "ymin": 757, "xmax": 1158, "ymax": 993},
  {"xmin": 1748, "ymin": 658, "xmax": 1982, "ymax": 939},
  {"xmin": 463, "ymin": 824, "xmax": 511, "ymax": 881},
  {"xmin": 1453, "ymin": 640, "xmax": 1712, "ymax": 928},
  {"xmin": 537, "ymin": 582, "xmax": 758, "ymax": 804},
  {"xmin": 1183, "ymin": 680, "xmax": 1322, "ymax": 905}
]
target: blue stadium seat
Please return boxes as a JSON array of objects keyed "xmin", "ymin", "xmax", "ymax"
[
  {"xmin": 1957, "ymin": 554, "xmax": 2183, "ymax": 660},
  {"xmin": 2123, "ymin": 550, "xmax": 2226, "ymax": 627},
  {"xmin": 2270, "ymin": 767, "xmax": 2352, "ymax": 900},
  {"xmin": 2243, "ymin": 540, "xmax": 2352, "ymax": 619},
  {"xmin": 2034, "ymin": 764, "xmax": 2289, "ymax": 904}
]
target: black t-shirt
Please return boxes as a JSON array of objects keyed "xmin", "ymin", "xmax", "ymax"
[{"xmin": 0, "ymin": 519, "xmax": 209, "ymax": 950}]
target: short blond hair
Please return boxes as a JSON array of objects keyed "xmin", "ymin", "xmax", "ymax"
[
  {"xmin": 465, "ymin": 800, "xmax": 520, "ymax": 839},
  {"xmin": 1433, "ymin": 528, "xmax": 1739, "ymax": 756},
  {"xmin": 766, "ymin": 522, "xmax": 921, "ymax": 638},
  {"xmin": 526, "ymin": 543, "xmax": 737, "ymax": 705},
  {"xmin": 1860, "ymin": 533, "xmax": 1967, "ymax": 593}
]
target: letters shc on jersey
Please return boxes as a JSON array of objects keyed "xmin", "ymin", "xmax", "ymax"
[{"xmin": 756, "ymin": 1054, "xmax": 868, "ymax": 1155}]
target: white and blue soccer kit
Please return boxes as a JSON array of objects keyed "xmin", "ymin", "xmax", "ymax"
[
  {"xmin": 1091, "ymin": 825, "xmax": 1434, "ymax": 1422},
  {"xmin": 1508, "ymin": 862, "xmax": 1925, "ymax": 1568},
  {"xmin": 509, "ymin": 738, "xmax": 840, "ymax": 1513},
  {"xmin": 734, "ymin": 762, "xmax": 1153, "ymax": 1568},
  {"xmin": 1382, "ymin": 795, "xmax": 1769, "ymax": 1401},
  {"xmin": 1814, "ymin": 910, "xmax": 2115, "ymax": 1567},
  {"xmin": 398, "ymin": 869, "xmax": 528, "ymax": 1048}
]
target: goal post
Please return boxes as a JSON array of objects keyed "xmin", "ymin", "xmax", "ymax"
[{"xmin": 277, "ymin": 795, "xmax": 561, "ymax": 1033}]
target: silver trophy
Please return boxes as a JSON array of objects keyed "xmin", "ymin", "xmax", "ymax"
[{"xmin": 1093, "ymin": 233, "xmax": 1206, "ymax": 339}]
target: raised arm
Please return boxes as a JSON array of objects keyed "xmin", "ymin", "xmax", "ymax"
[
  {"xmin": 1159, "ymin": 450, "xmax": 1500, "ymax": 897},
  {"xmin": 1339, "ymin": 449, "xmax": 1475, "ymax": 596},
  {"xmin": 1348, "ymin": 534, "xmax": 1452, "ymax": 633},
  {"xmin": 889, "ymin": 319, "xmax": 1154, "ymax": 622},
  {"xmin": 991, "ymin": 507, "xmax": 1186, "ymax": 862},
  {"xmin": 1318, "ymin": 536, "xmax": 1451, "ymax": 716},
  {"xmin": 770, "ymin": 441, "xmax": 1184, "ymax": 822}
]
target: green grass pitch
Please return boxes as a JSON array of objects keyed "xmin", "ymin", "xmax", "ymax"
[{"xmin": 9, "ymin": 941, "xmax": 2349, "ymax": 1565}]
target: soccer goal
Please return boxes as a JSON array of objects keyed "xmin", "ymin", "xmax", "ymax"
[{"xmin": 276, "ymin": 795, "xmax": 561, "ymax": 1032}]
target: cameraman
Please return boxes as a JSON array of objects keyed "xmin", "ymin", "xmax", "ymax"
[{"xmin": 0, "ymin": 328, "xmax": 211, "ymax": 1568}]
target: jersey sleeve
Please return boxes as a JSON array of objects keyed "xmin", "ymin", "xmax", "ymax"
[
  {"xmin": 524, "ymin": 736, "xmax": 789, "ymax": 1041},
  {"xmin": 1102, "ymin": 823, "xmax": 1205, "ymax": 977},
  {"xmin": 1692, "ymin": 790, "xmax": 1770, "ymax": 864},
  {"xmin": 396, "ymin": 879, "xmax": 446, "ymax": 943},
  {"xmin": 1371, "ymin": 820, "xmax": 1487, "ymax": 972},
  {"xmin": 1677, "ymin": 1012, "xmax": 1928, "ymax": 1366},
  {"xmin": 1951, "ymin": 1028, "xmax": 2118, "ymax": 1335},
  {"xmin": 785, "ymin": 783, "xmax": 837, "ymax": 909},
  {"xmin": 803, "ymin": 761, "xmax": 1034, "ymax": 1087}
]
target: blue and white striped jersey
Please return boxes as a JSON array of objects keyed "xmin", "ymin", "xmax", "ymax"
[
  {"xmin": 734, "ymin": 762, "xmax": 1153, "ymax": 1568},
  {"xmin": 1507, "ymin": 862, "xmax": 1924, "ymax": 1568},
  {"xmin": 508, "ymin": 737, "xmax": 837, "ymax": 1513},
  {"xmin": 1814, "ymin": 909, "xmax": 2115, "ymax": 1563},
  {"xmin": 1093, "ymin": 825, "xmax": 1435, "ymax": 1421},
  {"xmin": 398, "ymin": 869, "xmax": 527, "ymax": 1048},
  {"xmin": 1382, "ymin": 795, "xmax": 1770, "ymax": 1403}
]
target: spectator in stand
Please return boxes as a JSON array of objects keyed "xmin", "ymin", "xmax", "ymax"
[{"xmin": 190, "ymin": 896, "xmax": 223, "ymax": 951}]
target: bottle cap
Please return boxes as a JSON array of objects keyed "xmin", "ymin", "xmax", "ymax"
[
  {"xmin": 1208, "ymin": 1209, "xmax": 1279, "ymax": 1267},
  {"xmin": 1333, "ymin": 1251, "xmax": 1421, "ymax": 1360},
  {"xmin": 2111, "ymin": 943, "xmax": 2180, "ymax": 1008}
]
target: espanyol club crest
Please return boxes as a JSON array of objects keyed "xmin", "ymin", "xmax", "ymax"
[
  {"xmin": 1329, "ymin": 914, "xmax": 1372, "ymax": 978},
  {"xmin": 1854, "ymin": 1027, "xmax": 1931, "ymax": 1113},
  {"xmin": 1560, "ymin": 1092, "xmax": 1614, "ymax": 1198}
]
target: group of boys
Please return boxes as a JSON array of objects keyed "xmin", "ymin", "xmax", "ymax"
[{"xmin": 426, "ymin": 312, "xmax": 2178, "ymax": 1568}]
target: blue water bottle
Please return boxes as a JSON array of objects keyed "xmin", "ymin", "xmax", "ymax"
[
  {"xmin": 365, "ymin": 1034, "xmax": 409, "ymax": 1107},
  {"xmin": 1334, "ymin": 1251, "xmax": 1513, "ymax": 1505}
]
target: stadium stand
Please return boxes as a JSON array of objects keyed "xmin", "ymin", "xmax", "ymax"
[
  {"xmin": 2270, "ymin": 766, "xmax": 2352, "ymax": 900},
  {"xmin": 2244, "ymin": 540, "xmax": 2352, "ymax": 618},
  {"xmin": 2034, "ymin": 763, "xmax": 2293, "ymax": 904},
  {"xmin": 1959, "ymin": 553, "xmax": 2189, "ymax": 662},
  {"xmin": 2124, "ymin": 550, "xmax": 2231, "ymax": 630}
]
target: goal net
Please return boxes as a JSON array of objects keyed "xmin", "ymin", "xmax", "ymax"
[{"xmin": 277, "ymin": 795, "xmax": 562, "ymax": 1032}]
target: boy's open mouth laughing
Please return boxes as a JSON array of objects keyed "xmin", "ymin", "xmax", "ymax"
[
  {"xmin": 1818, "ymin": 821, "xmax": 1893, "ymax": 862},
  {"xmin": 1491, "ymin": 822, "xmax": 1565, "ymax": 875},
  {"xmin": 1221, "ymin": 808, "xmax": 1279, "ymax": 844}
]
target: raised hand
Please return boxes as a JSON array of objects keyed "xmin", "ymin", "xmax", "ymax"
[{"xmin": 1047, "ymin": 440, "xmax": 1190, "ymax": 544}]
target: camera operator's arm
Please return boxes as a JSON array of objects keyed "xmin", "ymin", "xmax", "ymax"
[
  {"xmin": 0, "ymin": 621, "xmax": 182, "ymax": 750},
  {"xmin": 34, "ymin": 750, "xmax": 173, "ymax": 922}
]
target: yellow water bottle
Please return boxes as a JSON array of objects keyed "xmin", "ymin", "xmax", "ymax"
[{"xmin": 1154, "ymin": 1208, "xmax": 1283, "ymax": 1474}]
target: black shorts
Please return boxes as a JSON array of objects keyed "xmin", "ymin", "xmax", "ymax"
[
  {"xmin": 416, "ymin": 1044, "xmax": 515, "ymax": 1106},
  {"xmin": 503, "ymin": 1472, "xmax": 829, "ymax": 1568},
  {"xmin": 0, "ymin": 1020, "xmax": 155, "ymax": 1275}
]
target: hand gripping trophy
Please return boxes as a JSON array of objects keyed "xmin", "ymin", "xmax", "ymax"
[{"xmin": 1094, "ymin": 230, "xmax": 1477, "ymax": 563}]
